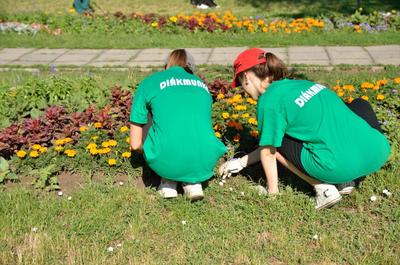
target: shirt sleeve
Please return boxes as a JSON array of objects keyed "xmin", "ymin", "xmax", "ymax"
[
  {"xmin": 129, "ymin": 83, "xmax": 149, "ymax": 124},
  {"xmin": 257, "ymin": 107, "xmax": 287, "ymax": 147}
]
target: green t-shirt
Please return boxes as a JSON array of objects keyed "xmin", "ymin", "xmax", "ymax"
[
  {"xmin": 257, "ymin": 79, "xmax": 390, "ymax": 183},
  {"xmin": 130, "ymin": 66, "xmax": 226, "ymax": 183}
]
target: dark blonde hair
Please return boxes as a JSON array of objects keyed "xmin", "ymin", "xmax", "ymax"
[
  {"xmin": 239, "ymin": 52, "xmax": 288, "ymax": 84},
  {"xmin": 165, "ymin": 49, "xmax": 194, "ymax": 74}
]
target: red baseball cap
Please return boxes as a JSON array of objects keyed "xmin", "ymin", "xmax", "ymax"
[{"xmin": 231, "ymin": 48, "xmax": 267, "ymax": 88}]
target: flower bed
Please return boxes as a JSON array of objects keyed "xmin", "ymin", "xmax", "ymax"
[
  {"xmin": 0, "ymin": 75, "xmax": 399, "ymax": 188},
  {"xmin": 1, "ymin": 9, "xmax": 399, "ymax": 35}
]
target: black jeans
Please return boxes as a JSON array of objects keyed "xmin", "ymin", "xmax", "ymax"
[{"xmin": 277, "ymin": 98, "xmax": 382, "ymax": 175}]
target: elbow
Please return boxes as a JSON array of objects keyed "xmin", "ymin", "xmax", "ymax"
[{"xmin": 130, "ymin": 141, "xmax": 143, "ymax": 152}]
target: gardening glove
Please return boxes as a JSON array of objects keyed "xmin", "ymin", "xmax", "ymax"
[{"xmin": 219, "ymin": 158, "xmax": 246, "ymax": 179}]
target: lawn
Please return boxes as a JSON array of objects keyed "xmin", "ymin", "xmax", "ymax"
[
  {"xmin": 1, "ymin": 0, "xmax": 399, "ymax": 48},
  {"xmin": 1, "ymin": 0, "xmax": 400, "ymax": 17},
  {"xmin": 1, "ymin": 66, "xmax": 399, "ymax": 264}
]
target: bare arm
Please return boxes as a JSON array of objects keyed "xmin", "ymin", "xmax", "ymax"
[
  {"xmin": 130, "ymin": 114, "xmax": 152, "ymax": 152},
  {"xmin": 260, "ymin": 146, "xmax": 279, "ymax": 194},
  {"xmin": 238, "ymin": 146, "xmax": 262, "ymax": 166}
]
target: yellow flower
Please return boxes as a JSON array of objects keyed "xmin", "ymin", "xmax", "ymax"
[
  {"xmin": 169, "ymin": 16, "xmax": 178, "ymax": 23},
  {"xmin": 68, "ymin": 8, "xmax": 76, "ymax": 13},
  {"xmin": 98, "ymin": 148, "xmax": 111, "ymax": 155},
  {"xmin": 248, "ymin": 118, "xmax": 258, "ymax": 125},
  {"xmin": 122, "ymin": 152, "xmax": 131, "ymax": 158},
  {"xmin": 343, "ymin": 85, "xmax": 355, "ymax": 91},
  {"xmin": 394, "ymin": 77, "xmax": 400, "ymax": 84},
  {"xmin": 216, "ymin": 93, "xmax": 225, "ymax": 100},
  {"xmin": 376, "ymin": 79, "xmax": 388, "ymax": 86},
  {"xmin": 29, "ymin": 150, "xmax": 39, "ymax": 158},
  {"xmin": 120, "ymin": 126, "xmax": 129, "ymax": 133},
  {"xmin": 39, "ymin": 147, "xmax": 47, "ymax": 153},
  {"xmin": 64, "ymin": 138, "xmax": 73, "ymax": 143},
  {"xmin": 246, "ymin": 98, "xmax": 257, "ymax": 105},
  {"xmin": 94, "ymin": 122, "xmax": 102, "ymax": 128},
  {"xmin": 107, "ymin": 140, "xmax": 117, "ymax": 147},
  {"xmin": 262, "ymin": 27, "xmax": 268, "ymax": 33},
  {"xmin": 361, "ymin": 95, "xmax": 369, "ymax": 101},
  {"xmin": 108, "ymin": 158, "xmax": 117, "ymax": 166},
  {"xmin": 222, "ymin": 112, "xmax": 230, "ymax": 119},
  {"xmin": 32, "ymin": 144, "xmax": 41, "ymax": 150},
  {"xmin": 55, "ymin": 146, "xmax": 63, "ymax": 152},
  {"xmin": 64, "ymin": 149, "xmax": 77, "ymax": 157},
  {"xmin": 151, "ymin": 22, "xmax": 158, "ymax": 27},
  {"xmin": 91, "ymin": 136, "xmax": 99, "ymax": 141},
  {"xmin": 361, "ymin": 82, "xmax": 374, "ymax": 89},
  {"xmin": 215, "ymin": 132, "xmax": 222, "ymax": 138},
  {"xmin": 241, "ymin": 113, "xmax": 250, "ymax": 118},
  {"xmin": 89, "ymin": 148, "xmax": 98, "ymax": 155},
  {"xmin": 102, "ymin": 141, "xmax": 110, "ymax": 148},
  {"xmin": 376, "ymin": 94, "xmax": 385, "ymax": 100},
  {"xmin": 86, "ymin": 143, "xmax": 97, "ymax": 149},
  {"xmin": 234, "ymin": 105, "xmax": 247, "ymax": 111},
  {"xmin": 232, "ymin": 114, "xmax": 239, "ymax": 119},
  {"xmin": 79, "ymin": 126, "xmax": 88, "ymax": 132},
  {"xmin": 54, "ymin": 139, "xmax": 64, "ymax": 146},
  {"xmin": 337, "ymin": 91, "xmax": 345, "ymax": 97},
  {"xmin": 126, "ymin": 137, "xmax": 130, "ymax": 144},
  {"xmin": 16, "ymin": 150, "xmax": 27, "ymax": 158}
]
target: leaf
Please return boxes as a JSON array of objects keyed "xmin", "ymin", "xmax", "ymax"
[
  {"xmin": 30, "ymin": 108, "xmax": 43, "ymax": 119},
  {"xmin": 0, "ymin": 157, "xmax": 9, "ymax": 172}
]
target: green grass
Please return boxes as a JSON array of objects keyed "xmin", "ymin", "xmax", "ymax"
[
  {"xmin": 1, "ymin": 0, "xmax": 400, "ymax": 17},
  {"xmin": 1, "ymin": 31, "xmax": 400, "ymax": 49},
  {"xmin": 0, "ymin": 66, "xmax": 399, "ymax": 264}
]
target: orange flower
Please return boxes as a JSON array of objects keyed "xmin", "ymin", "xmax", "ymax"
[
  {"xmin": 94, "ymin": 122, "xmax": 102, "ymax": 128},
  {"xmin": 217, "ymin": 93, "xmax": 225, "ymax": 100},
  {"xmin": 249, "ymin": 130, "xmax": 259, "ymax": 138},
  {"xmin": 79, "ymin": 126, "xmax": 88, "ymax": 132},
  {"xmin": 361, "ymin": 95, "xmax": 369, "ymax": 101}
]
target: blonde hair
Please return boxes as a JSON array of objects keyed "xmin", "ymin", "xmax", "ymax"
[{"xmin": 165, "ymin": 49, "xmax": 195, "ymax": 73}]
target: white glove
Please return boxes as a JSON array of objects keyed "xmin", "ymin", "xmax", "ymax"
[{"xmin": 218, "ymin": 158, "xmax": 246, "ymax": 179}]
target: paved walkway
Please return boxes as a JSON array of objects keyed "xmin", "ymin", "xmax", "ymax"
[{"xmin": 0, "ymin": 45, "xmax": 399, "ymax": 67}]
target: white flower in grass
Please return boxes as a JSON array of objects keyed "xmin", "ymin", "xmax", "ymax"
[
  {"xmin": 116, "ymin": 243, "xmax": 122, "ymax": 247},
  {"xmin": 218, "ymin": 181, "xmax": 224, "ymax": 186},
  {"xmin": 229, "ymin": 187, "xmax": 233, "ymax": 192},
  {"xmin": 382, "ymin": 189, "xmax": 392, "ymax": 197},
  {"xmin": 312, "ymin": 234, "xmax": 319, "ymax": 240},
  {"xmin": 240, "ymin": 192, "xmax": 245, "ymax": 196},
  {"xmin": 221, "ymin": 179, "xmax": 226, "ymax": 183},
  {"xmin": 181, "ymin": 220, "xmax": 187, "ymax": 225},
  {"xmin": 370, "ymin": 195, "xmax": 377, "ymax": 202},
  {"xmin": 119, "ymin": 181, "xmax": 124, "ymax": 186},
  {"xmin": 67, "ymin": 196, "xmax": 72, "ymax": 201},
  {"xmin": 107, "ymin": 246, "xmax": 114, "ymax": 252},
  {"xmin": 57, "ymin": 191, "xmax": 63, "ymax": 196},
  {"xmin": 31, "ymin": 227, "xmax": 38, "ymax": 232}
]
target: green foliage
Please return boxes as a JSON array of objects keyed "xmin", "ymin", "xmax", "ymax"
[{"xmin": 0, "ymin": 75, "xmax": 108, "ymax": 128}]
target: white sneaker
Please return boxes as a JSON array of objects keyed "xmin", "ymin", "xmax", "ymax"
[
  {"xmin": 197, "ymin": 4, "xmax": 209, "ymax": 9},
  {"xmin": 335, "ymin": 181, "xmax": 355, "ymax": 195},
  {"xmin": 157, "ymin": 178, "xmax": 178, "ymax": 199},
  {"xmin": 314, "ymin": 184, "xmax": 342, "ymax": 210},
  {"xmin": 183, "ymin": 183, "xmax": 204, "ymax": 201}
]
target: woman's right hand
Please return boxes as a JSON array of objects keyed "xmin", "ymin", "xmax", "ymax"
[{"xmin": 218, "ymin": 158, "xmax": 246, "ymax": 179}]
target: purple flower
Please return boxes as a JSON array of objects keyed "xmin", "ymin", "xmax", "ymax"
[{"xmin": 392, "ymin": 89, "xmax": 398, "ymax": 93}]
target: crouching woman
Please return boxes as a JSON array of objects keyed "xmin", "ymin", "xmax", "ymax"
[
  {"xmin": 219, "ymin": 48, "xmax": 390, "ymax": 209},
  {"xmin": 130, "ymin": 49, "xmax": 226, "ymax": 201}
]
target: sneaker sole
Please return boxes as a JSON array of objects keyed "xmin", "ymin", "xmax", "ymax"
[
  {"xmin": 186, "ymin": 194, "xmax": 204, "ymax": 201},
  {"xmin": 316, "ymin": 196, "xmax": 342, "ymax": 210},
  {"xmin": 339, "ymin": 187, "xmax": 355, "ymax": 195},
  {"xmin": 158, "ymin": 191, "xmax": 178, "ymax": 199}
]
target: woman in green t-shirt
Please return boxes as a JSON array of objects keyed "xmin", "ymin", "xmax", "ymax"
[
  {"xmin": 130, "ymin": 49, "xmax": 226, "ymax": 201},
  {"xmin": 219, "ymin": 48, "xmax": 390, "ymax": 210}
]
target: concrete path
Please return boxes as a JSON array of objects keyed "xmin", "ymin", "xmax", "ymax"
[{"xmin": 0, "ymin": 45, "xmax": 399, "ymax": 67}]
